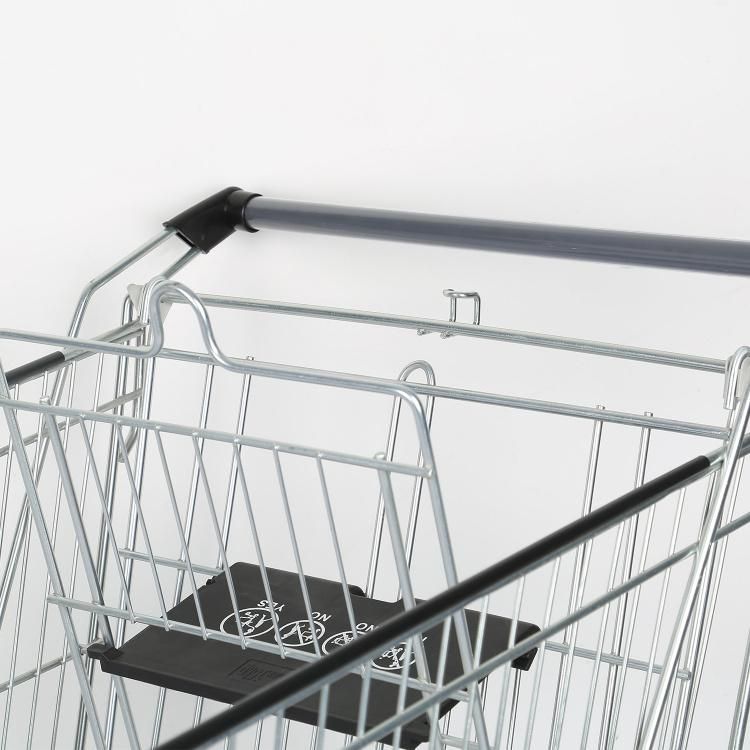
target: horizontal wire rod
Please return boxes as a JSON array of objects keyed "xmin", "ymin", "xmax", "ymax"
[
  {"xmin": 0, "ymin": 388, "xmax": 142, "ymax": 459},
  {"xmin": 45, "ymin": 596, "xmax": 471, "ymax": 700},
  {"xmin": 0, "ymin": 280, "xmax": 729, "ymax": 440},
  {"xmin": 163, "ymin": 290, "xmax": 725, "ymax": 374},
  {"xmin": 0, "ymin": 398, "xmax": 429, "ymax": 477},
  {"xmin": 155, "ymin": 347, "xmax": 728, "ymax": 439},
  {"xmin": 0, "ymin": 654, "xmax": 74, "ymax": 695}
]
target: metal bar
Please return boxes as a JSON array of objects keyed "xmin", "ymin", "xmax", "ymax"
[
  {"xmin": 0, "ymin": 653, "xmax": 74, "ymax": 694},
  {"xmin": 366, "ymin": 361, "xmax": 436, "ymax": 598},
  {"xmin": 548, "ymin": 409, "xmax": 605, "ymax": 748},
  {"xmin": 730, "ymin": 629, "xmax": 750, "ymax": 749},
  {"xmin": 45, "ymin": 409, "xmax": 141, "ymax": 750},
  {"xmin": 0, "ymin": 387, "xmax": 142, "ymax": 459},
  {"xmin": 244, "ymin": 196, "xmax": 750, "ymax": 276},
  {"xmin": 0, "ymin": 373, "xmax": 107, "ymax": 750},
  {"xmin": 600, "ymin": 417, "xmax": 653, "ymax": 749},
  {"xmin": 28, "ymin": 373, "xmax": 80, "ymax": 750},
  {"xmin": 76, "ymin": 297, "xmax": 137, "ymax": 750},
  {"xmin": 4, "ymin": 320, "xmax": 146, "ymax": 389},
  {"xmin": 641, "ymin": 383, "xmax": 750, "ymax": 748},
  {"xmin": 166, "ymin": 290, "xmax": 725, "ymax": 374},
  {"xmin": 0, "ymin": 395, "xmax": 432, "ymax": 476},
  {"xmin": 635, "ymin": 487, "xmax": 688, "ymax": 741},
  {"xmin": 152, "ymin": 364, "xmax": 216, "ymax": 743},
  {"xmin": 493, "ymin": 584, "xmax": 523, "ymax": 749},
  {"xmin": 233, "ymin": 445, "xmax": 286, "ymax": 654},
  {"xmin": 272, "ymin": 449, "xmax": 323, "ymax": 657},
  {"xmin": 522, "ymin": 559, "xmax": 561, "ymax": 750},
  {"xmin": 118, "ymin": 548, "xmax": 221, "ymax": 577},
  {"xmin": 51, "ymin": 367, "xmax": 85, "ymax": 749},
  {"xmin": 674, "ymin": 458, "xmax": 746, "ymax": 748},
  {"xmin": 580, "ymin": 492, "xmax": 634, "ymax": 749},
  {"xmin": 656, "ymin": 476, "xmax": 717, "ymax": 750},
  {"xmin": 317, "ymin": 457, "xmax": 358, "ymax": 636},
  {"xmin": 0, "ymin": 277, "xmax": 730, "ymax": 440},
  {"xmin": 542, "ymin": 640, "xmax": 691, "ymax": 680},
  {"xmin": 150, "ymin": 347, "xmax": 730, "ymax": 440}
]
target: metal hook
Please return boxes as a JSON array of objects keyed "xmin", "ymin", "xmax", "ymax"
[
  {"xmin": 417, "ymin": 289, "xmax": 482, "ymax": 338},
  {"xmin": 441, "ymin": 289, "xmax": 481, "ymax": 338},
  {"xmin": 724, "ymin": 346, "xmax": 750, "ymax": 410}
]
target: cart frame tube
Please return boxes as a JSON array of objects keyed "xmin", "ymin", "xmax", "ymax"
[{"xmin": 244, "ymin": 197, "xmax": 750, "ymax": 276}]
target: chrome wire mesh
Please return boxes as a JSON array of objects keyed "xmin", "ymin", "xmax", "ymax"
[{"xmin": 0, "ymin": 243, "xmax": 748, "ymax": 750}]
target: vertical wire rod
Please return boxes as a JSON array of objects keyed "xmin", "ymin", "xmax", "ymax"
[
  {"xmin": 598, "ymin": 419, "xmax": 653, "ymax": 749},
  {"xmin": 105, "ymin": 351, "xmax": 157, "ymax": 748},
  {"xmin": 578, "ymin": 518, "xmax": 631, "ymax": 748},
  {"xmin": 674, "ymin": 459, "xmax": 746, "ymax": 747},
  {"xmin": 1, "ymin": 385, "xmax": 43, "ymax": 750},
  {"xmin": 427, "ymin": 619, "xmax": 453, "ymax": 750},
  {"xmin": 317, "ymin": 457, "xmax": 358, "ymax": 636},
  {"xmin": 391, "ymin": 637, "xmax": 415, "ymax": 750},
  {"xmin": 365, "ymin": 360, "xmax": 435, "ymax": 599},
  {"xmin": 51, "ymin": 368, "xmax": 86, "ymax": 747},
  {"xmin": 27, "ymin": 374, "xmax": 69, "ymax": 750},
  {"xmin": 635, "ymin": 487, "xmax": 687, "ymax": 742},
  {"xmin": 0, "ymin": 370, "xmax": 107, "ymax": 750},
  {"xmin": 233, "ymin": 447, "xmax": 285, "ymax": 653},
  {"xmin": 115, "ymin": 425, "xmax": 170, "ymax": 626},
  {"xmin": 729, "ymin": 628, "xmax": 750, "ymax": 749},
  {"xmin": 273, "ymin": 448, "xmax": 323, "ymax": 657},
  {"xmin": 45, "ymin": 408, "xmax": 141, "ymax": 749},
  {"xmin": 521, "ymin": 558, "xmax": 562, "ymax": 750},
  {"xmin": 655, "ymin": 474, "xmax": 717, "ymax": 750},
  {"xmin": 376, "ymin": 467, "xmax": 432, "ymax": 686},
  {"xmin": 506, "ymin": 671, "xmax": 523, "ymax": 750},
  {"xmin": 547, "ymin": 409, "xmax": 605, "ymax": 748},
  {"xmin": 640, "ymin": 384, "xmax": 750, "ymax": 748},
  {"xmin": 193, "ymin": 437, "xmax": 247, "ymax": 649},
  {"xmin": 153, "ymin": 432, "xmax": 207, "ymax": 635},
  {"xmin": 605, "ymin": 417, "xmax": 658, "ymax": 748},
  {"xmin": 79, "ymin": 299, "xmax": 136, "ymax": 750},
  {"xmin": 494, "ymin": 582, "xmax": 524, "ymax": 750},
  {"xmin": 462, "ymin": 595, "xmax": 489, "ymax": 750},
  {"xmin": 151, "ymin": 363, "xmax": 215, "ymax": 745}
]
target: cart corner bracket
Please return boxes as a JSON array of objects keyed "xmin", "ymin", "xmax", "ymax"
[{"xmin": 164, "ymin": 187, "xmax": 262, "ymax": 253}]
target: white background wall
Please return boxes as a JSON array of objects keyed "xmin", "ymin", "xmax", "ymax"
[{"xmin": 1, "ymin": 2, "xmax": 750, "ymax": 748}]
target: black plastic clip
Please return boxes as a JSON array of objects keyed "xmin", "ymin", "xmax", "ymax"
[
  {"xmin": 87, "ymin": 642, "xmax": 124, "ymax": 663},
  {"xmin": 164, "ymin": 187, "xmax": 260, "ymax": 253}
]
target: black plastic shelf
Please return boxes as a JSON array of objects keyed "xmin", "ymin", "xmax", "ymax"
[{"xmin": 89, "ymin": 563, "xmax": 539, "ymax": 749}]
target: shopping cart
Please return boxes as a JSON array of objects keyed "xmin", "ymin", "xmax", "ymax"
[{"xmin": 1, "ymin": 187, "xmax": 750, "ymax": 749}]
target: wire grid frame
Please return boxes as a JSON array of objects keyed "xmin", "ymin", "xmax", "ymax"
[
  {"xmin": 0, "ymin": 265, "xmax": 747, "ymax": 750},
  {"xmin": 176, "ymin": 446, "xmax": 750, "ymax": 750}
]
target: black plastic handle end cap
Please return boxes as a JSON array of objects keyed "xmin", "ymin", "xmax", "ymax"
[{"xmin": 163, "ymin": 187, "xmax": 261, "ymax": 253}]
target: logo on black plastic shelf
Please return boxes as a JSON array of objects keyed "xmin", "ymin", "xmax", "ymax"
[
  {"xmin": 220, "ymin": 600, "xmax": 284, "ymax": 639},
  {"xmin": 275, "ymin": 616, "xmax": 327, "ymax": 648},
  {"xmin": 371, "ymin": 637, "xmax": 428, "ymax": 671},
  {"xmin": 322, "ymin": 623, "xmax": 374, "ymax": 654}
]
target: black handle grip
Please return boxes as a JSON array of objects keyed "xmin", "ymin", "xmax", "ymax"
[{"xmin": 5, "ymin": 352, "xmax": 66, "ymax": 388}]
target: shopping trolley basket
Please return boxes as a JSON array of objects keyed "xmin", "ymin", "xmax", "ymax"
[{"xmin": 1, "ymin": 187, "xmax": 750, "ymax": 749}]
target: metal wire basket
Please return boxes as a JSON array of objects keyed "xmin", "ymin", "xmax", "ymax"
[{"xmin": 2, "ymin": 188, "xmax": 750, "ymax": 749}]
